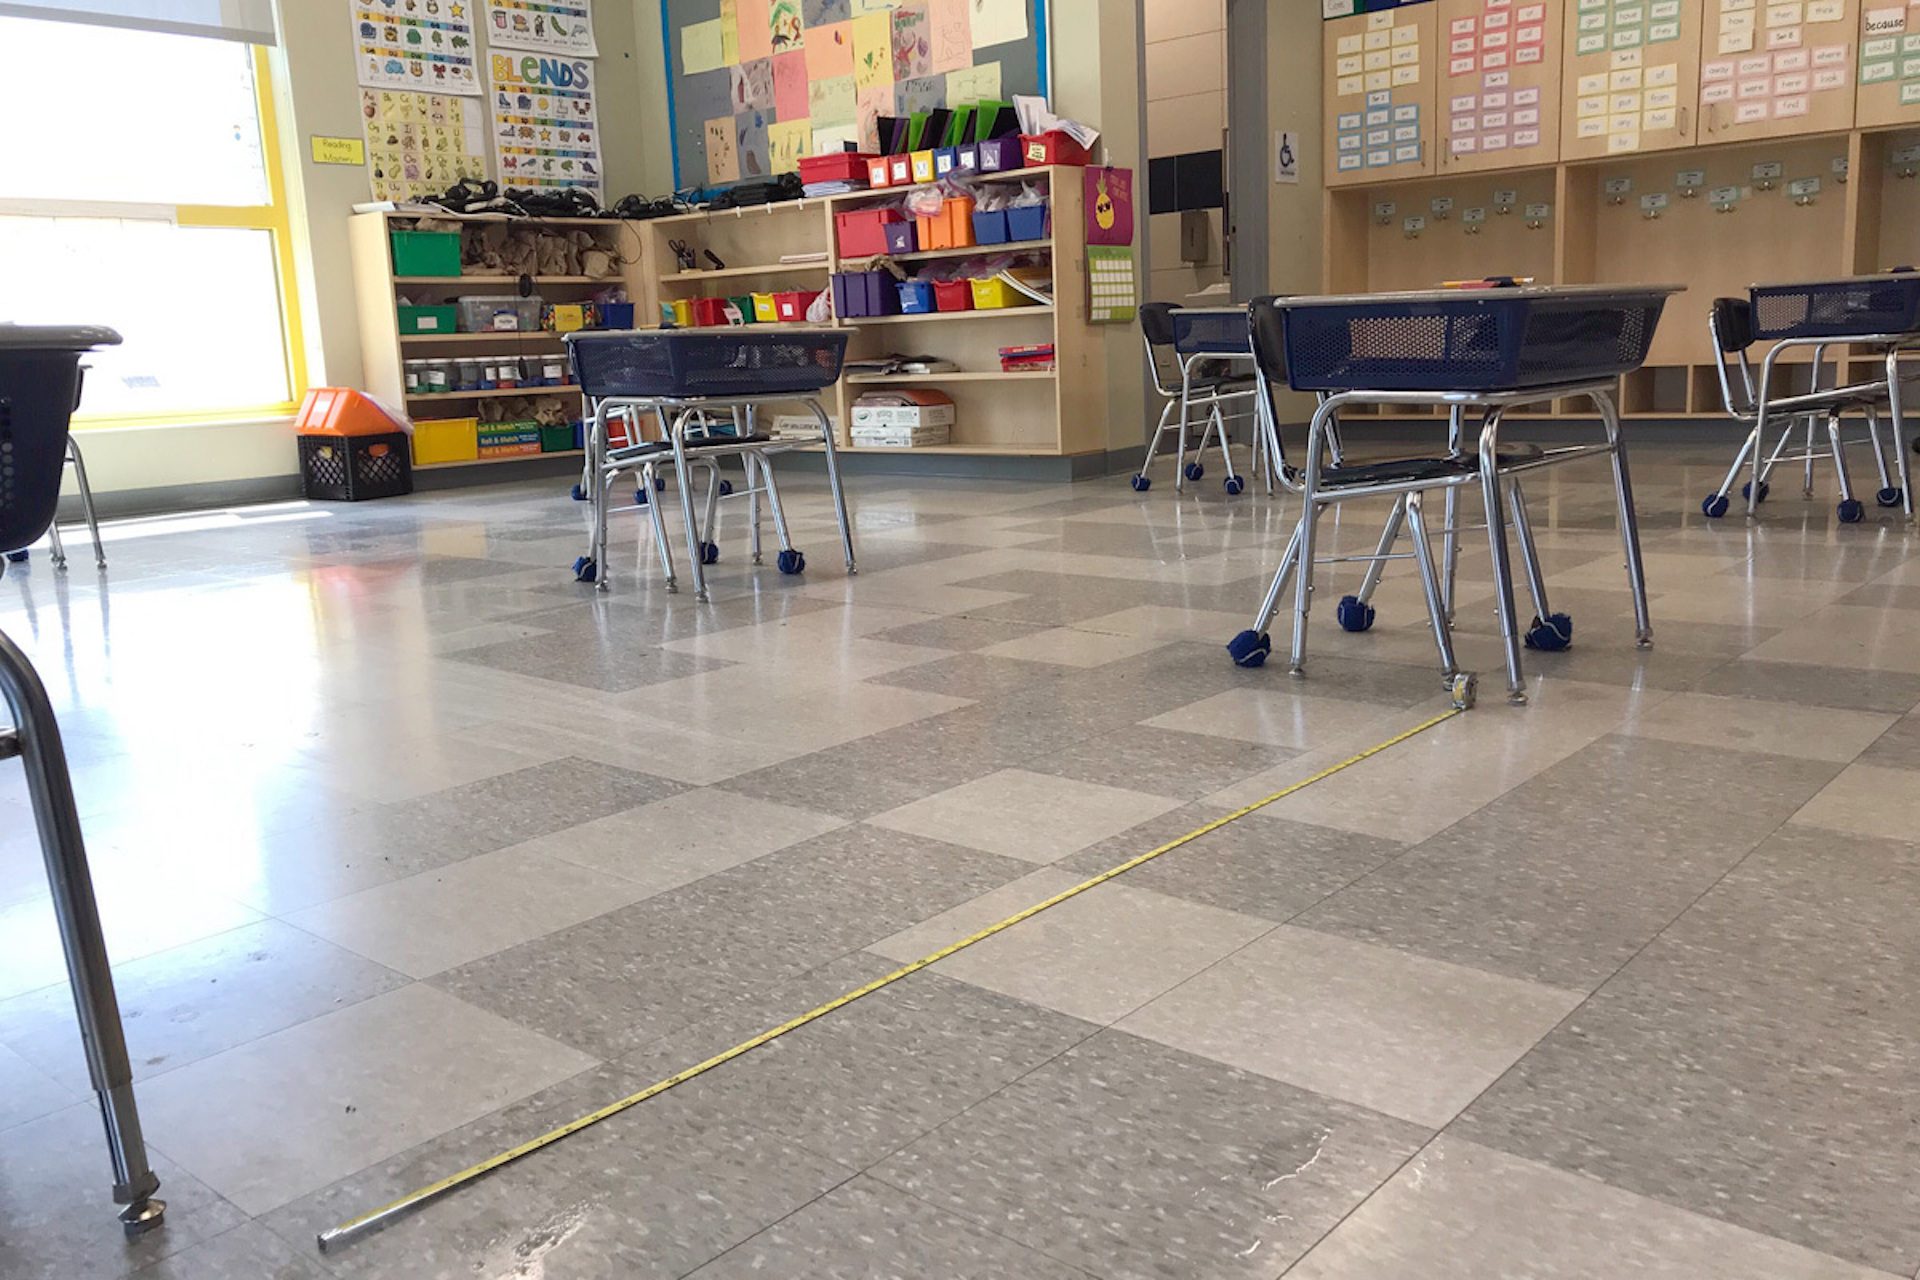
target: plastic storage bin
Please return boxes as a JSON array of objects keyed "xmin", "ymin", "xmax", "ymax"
[
  {"xmin": 299, "ymin": 434, "xmax": 412, "ymax": 501},
  {"xmin": 540, "ymin": 422, "xmax": 581, "ymax": 452},
  {"xmin": 835, "ymin": 209, "xmax": 908, "ymax": 258},
  {"xmin": 882, "ymin": 222, "xmax": 918, "ymax": 254},
  {"xmin": 933, "ymin": 146, "xmax": 960, "ymax": 178},
  {"xmin": 1007, "ymin": 203, "xmax": 1049, "ymax": 242},
  {"xmin": 1022, "ymin": 131, "xmax": 1092, "ymax": 166},
  {"xmin": 799, "ymin": 152, "xmax": 876, "ymax": 185},
  {"xmin": 897, "ymin": 280, "xmax": 936, "ymax": 313},
  {"xmin": 956, "ymin": 142, "xmax": 980, "ymax": 172},
  {"xmin": 668, "ymin": 298, "xmax": 694, "ymax": 328},
  {"xmin": 412, "ymin": 417, "xmax": 479, "ymax": 465},
  {"xmin": 692, "ymin": 297, "xmax": 730, "ymax": 327},
  {"xmin": 915, "ymin": 197, "xmax": 976, "ymax": 251},
  {"xmin": 832, "ymin": 271, "xmax": 900, "ymax": 318},
  {"xmin": 933, "ymin": 280, "xmax": 974, "ymax": 312},
  {"xmin": 887, "ymin": 154, "xmax": 913, "ymax": 185},
  {"xmin": 458, "ymin": 295, "xmax": 542, "ymax": 332},
  {"xmin": 599, "ymin": 302, "xmax": 636, "ymax": 329},
  {"xmin": 976, "ymin": 137, "xmax": 1024, "ymax": 172},
  {"xmin": 972, "ymin": 209, "xmax": 1010, "ymax": 245},
  {"xmin": 910, "ymin": 150, "xmax": 937, "ymax": 184},
  {"xmin": 970, "ymin": 277, "xmax": 1033, "ymax": 309},
  {"xmin": 775, "ymin": 290, "xmax": 819, "ymax": 322},
  {"xmin": 389, "ymin": 229, "xmax": 461, "ymax": 277},
  {"xmin": 866, "ymin": 156, "xmax": 893, "ymax": 188},
  {"xmin": 751, "ymin": 292, "xmax": 780, "ymax": 322},
  {"xmin": 397, "ymin": 304, "xmax": 458, "ymax": 335}
]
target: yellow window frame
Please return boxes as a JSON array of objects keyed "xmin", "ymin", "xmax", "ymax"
[{"xmin": 74, "ymin": 45, "xmax": 307, "ymax": 430}]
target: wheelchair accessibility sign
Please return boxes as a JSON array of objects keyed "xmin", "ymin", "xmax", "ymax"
[{"xmin": 1275, "ymin": 131, "xmax": 1300, "ymax": 185}]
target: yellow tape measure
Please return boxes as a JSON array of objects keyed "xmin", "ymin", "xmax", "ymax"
[{"xmin": 317, "ymin": 705, "xmax": 1464, "ymax": 1251}]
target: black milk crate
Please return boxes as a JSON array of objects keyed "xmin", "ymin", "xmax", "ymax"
[
  {"xmin": 299, "ymin": 432, "xmax": 413, "ymax": 502},
  {"xmin": 1277, "ymin": 289, "xmax": 1671, "ymax": 393},
  {"xmin": 1748, "ymin": 273, "xmax": 1920, "ymax": 341},
  {"xmin": 567, "ymin": 329, "xmax": 850, "ymax": 400}
]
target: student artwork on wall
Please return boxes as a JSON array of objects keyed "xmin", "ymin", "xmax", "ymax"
[
  {"xmin": 350, "ymin": 0, "xmax": 481, "ymax": 95},
  {"xmin": 361, "ymin": 88, "xmax": 491, "ymax": 200},
  {"xmin": 483, "ymin": 0, "xmax": 597, "ymax": 56},
  {"xmin": 665, "ymin": 0, "xmax": 1048, "ymax": 189},
  {"xmin": 488, "ymin": 51, "xmax": 603, "ymax": 195}
]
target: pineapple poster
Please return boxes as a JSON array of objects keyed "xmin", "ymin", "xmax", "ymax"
[
  {"xmin": 484, "ymin": 0, "xmax": 598, "ymax": 56},
  {"xmin": 1085, "ymin": 166, "xmax": 1133, "ymax": 246}
]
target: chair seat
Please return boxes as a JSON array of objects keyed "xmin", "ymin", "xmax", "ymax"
[
  {"xmin": 609, "ymin": 432, "xmax": 773, "ymax": 463},
  {"xmin": 1183, "ymin": 374, "xmax": 1259, "ymax": 396},
  {"xmin": 1322, "ymin": 457, "xmax": 1476, "ymax": 487}
]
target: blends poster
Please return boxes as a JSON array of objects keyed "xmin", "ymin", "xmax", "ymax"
[
  {"xmin": 351, "ymin": 0, "xmax": 481, "ymax": 94},
  {"xmin": 488, "ymin": 52, "xmax": 603, "ymax": 195}
]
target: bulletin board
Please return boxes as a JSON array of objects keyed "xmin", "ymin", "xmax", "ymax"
[
  {"xmin": 1559, "ymin": 0, "xmax": 1703, "ymax": 159},
  {"xmin": 663, "ymin": 0, "xmax": 1050, "ymax": 192},
  {"xmin": 1440, "ymin": 0, "xmax": 1564, "ymax": 173},
  {"xmin": 1698, "ymin": 0, "xmax": 1857, "ymax": 142},
  {"xmin": 1325, "ymin": 5, "xmax": 1441, "ymax": 187},
  {"xmin": 1855, "ymin": 0, "xmax": 1920, "ymax": 128}
]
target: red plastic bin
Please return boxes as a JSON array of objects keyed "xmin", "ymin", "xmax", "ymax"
[
  {"xmin": 800, "ymin": 152, "xmax": 877, "ymax": 185},
  {"xmin": 1022, "ymin": 131, "xmax": 1092, "ymax": 166},
  {"xmin": 865, "ymin": 156, "xmax": 893, "ymax": 188},
  {"xmin": 932, "ymin": 280, "xmax": 974, "ymax": 313},
  {"xmin": 774, "ymin": 290, "xmax": 819, "ymax": 322},
  {"xmin": 835, "ymin": 208, "xmax": 907, "ymax": 258},
  {"xmin": 691, "ymin": 297, "xmax": 730, "ymax": 327}
]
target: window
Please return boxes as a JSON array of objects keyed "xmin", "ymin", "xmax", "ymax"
[{"xmin": 0, "ymin": 17, "xmax": 303, "ymax": 423}]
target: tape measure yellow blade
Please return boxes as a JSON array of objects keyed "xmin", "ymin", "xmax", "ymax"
[{"xmin": 317, "ymin": 706, "xmax": 1461, "ymax": 1252}]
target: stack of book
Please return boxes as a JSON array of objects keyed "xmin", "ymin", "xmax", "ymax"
[
  {"xmin": 477, "ymin": 421, "xmax": 542, "ymax": 458},
  {"xmin": 998, "ymin": 343, "xmax": 1055, "ymax": 373}
]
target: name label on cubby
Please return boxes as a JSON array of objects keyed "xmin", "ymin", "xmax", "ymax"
[
  {"xmin": 1640, "ymin": 193, "xmax": 1669, "ymax": 212},
  {"xmin": 1752, "ymin": 161, "xmax": 1784, "ymax": 181},
  {"xmin": 1431, "ymin": 197, "xmax": 1455, "ymax": 215},
  {"xmin": 1709, "ymin": 184, "xmax": 1742, "ymax": 205},
  {"xmin": 1493, "ymin": 189, "xmax": 1519, "ymax": 207},
  {"xmin": 1374, "ymin": 201, "xmax": 1398, "ymax": 217},
  {"xmin": 1892, "ymin": 144, "xmax": 1920, "ymax": 166},
  {"xmin": 1831, "ymin": 157, "xmax": 1850, "ymax": 178},
  {"xmin": 1605, "ymin": 177, "xmax": 1634, "ymax": 196},
  {"xmin": 1788, "ymin": 177, "xmax": 1821, "ymax": 198},
  {"xmin": 1676, "ymin": 169, "xmax": 1706, "ymax": 188},
  {"xmin": 1524, "ymin": 202, "xmax": 1552, "ymax": 218},
  {"xmin": 1404, "ymin": 216, "xmax": 1427, "ymax": 232},
  {"xmin": 1463, "ymin": 207, "xmax": 1488, "ymax": 223}
]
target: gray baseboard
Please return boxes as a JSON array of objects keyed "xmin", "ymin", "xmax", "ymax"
[{"xmin": 59, "ymin": 475, "xmax": 304, "ymax": 522}]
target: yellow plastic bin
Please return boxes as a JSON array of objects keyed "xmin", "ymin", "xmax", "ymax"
[
  {"xmin": 412, "ymin": 416, "xmax": 479, "ymax": 465},
  {"xmin": 969, "ymin": 276, "xmax": 1035, "ymax": 309},
  {"xmin": 669, "ymin": 298, "xmax": 694, "ymax": 327},
  {"xmin": 751, "ymin": 292, "xmax": 780, "ymax": 322}
]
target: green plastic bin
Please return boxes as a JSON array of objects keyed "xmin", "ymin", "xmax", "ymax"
[
  {"xmin": 397, "ymin": 304, "xmax": 458, "ymax": 335},
  {"xmin": 728, "ymin": 295, "xmax": 757, "ymax": 324},
  {"xmin": 390, "ymin": 229, "xmax": 462, "ymax": 278},
  {"xmin": 540, "ymin": 423, "xmax": 580, "ymax": 453}
]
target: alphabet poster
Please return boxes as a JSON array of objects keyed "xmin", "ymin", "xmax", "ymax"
[
  {"xmin": 351, "ymin": 0, "xmax": 481, "ymax": 95},
  {"xmin": 360, "ymin": 88, "xmax": 491, "ymax": 201},
  {"xmin": 483, "ymin": 0, "xmax": 597, "ymax": 56},
  {"xmin": 488, "ymin": 52, "xmax": 603, "ymax": 195}
]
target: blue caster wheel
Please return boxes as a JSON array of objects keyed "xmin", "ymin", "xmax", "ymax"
[
  {"xmin": 700, "ymin": 541, "xmax": 720, "ymax": 565},
  {"xmin": 1183, "ymin": 462, "xmax": 1205, "ymax": 482},
  {"xmin": 1876, "ymin": 486, "xmax": 1904, "ymax": 508},
  {"xmin": 1524, "ymin": 612, "xmax": 1573, "ymax": 652},
  {"xmin": 777, "ymin": 548, "xmax": 806, "ymax": 575},
  {"xmin": 1838, "ymin": 498, "xmax": 1865, "ymax": 524},
  {"xmin": 570, "ymin": 483, "xmax": 589, "ymax": 502},
  {"xmin": 1742, "ymin": 480, "xmax": 1769, "ymax": 504},
  {"xmin": 1701, "ymin": 493, "xmax": 1731, "ymax": 518},
  {"xmin": 718, "ymin": 479, "xmax": 735, "ymax": 497},
  {"xmin": 1226, "ymin": 629, "xmax": 1272, "ymax": 668},
  {"xmin": 1335, "ymin": 594, "xmax": 1376, "ymax": 633},
  {"xmin": 571, "ymin": 556, "xmax": 598, "ymax": 583},
  {"xmin": 5, "ymin": 550, "xmax": 27, "ymax": 564},
  {"xmin": 1223, "ymin": 476, "xmax": 1245, "ymax": 496},
  {"xmin": 1130, "ymin": 474, "xmax": 1152, "ymax": 492},
  {"xmin": 634, "ymin": 488, "xmax": 650, "ymax": 506}
]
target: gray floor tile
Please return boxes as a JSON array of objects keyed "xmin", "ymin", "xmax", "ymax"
[
  {"xmin": 868, "ymin": 651, "xmax": 1070, "ymax": 700},
  {"xmin": 0, "ymin": 919, "xmax": 406, "ymax": 1093},
  {"xmin": 1859, "ymin": 712, "xmax": 1920, "ymax": 771},
  {"xmin": 868, "ymin": 768, "xmax": 1183, "ymax": 864},
  {"xmin": 1289, "ymin": 1137, "xmax": 1898, "ymax": 1280},
  {"xmin": 1456, "ymin": 823, "xmax": 1920, "ymax": 1274},
  {"xmin": 1018, "ymin": 724, "xmax": 1300, "ymax": 801},
  {"xmin": 871, "ymin": 1030, "xmax": 1429, "ymax": 1280},
  {"xmin": 715, "ymin": 718, "xmax": 1010, "ymax": 821},
  {"xmin": 1688, "ymin": 657, "xmax": 1920, "ymax": 714},
  {"xmin": 1839, "ymin": 582, "xmax": 1920, "ymax": 612},
  {"xmin": 688, "ymin": 1176, "xmax": 1098, "ymax": 1279},
  {"xmin": 448, "ymin": 625, "xmax": 737, "ymax": 692},
  {"xmin": 131, "ymin": 1222, "xmax": 331, "ymax": 1279},
  {"xmin": 434, "ymin": 824, "xmax": 1031, "ymax": 1059},
  {"xmin": 1055, "ymin": 806, "xmax": 1404, "ymax": 923},
  {"xmin": 864, "ymin": 614, "xmax": 1052, "ymax": 651},
  {"xmin": 1298, "ymin": 735, "xmax": 1841, "ymax": 988}
]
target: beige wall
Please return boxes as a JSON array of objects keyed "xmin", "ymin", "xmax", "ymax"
[
  {"xmin": 1264, "ymin": 0, "xmax": 1324, "ymax": 423},
  {"xmin": 1143, "ymin": 0, "xmax": 1227, "ymax": 303}
]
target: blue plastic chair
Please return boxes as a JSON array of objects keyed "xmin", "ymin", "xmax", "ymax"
[{"xmin": 0, "ymin": 324, "xmax": 165, "ymax": 1239}]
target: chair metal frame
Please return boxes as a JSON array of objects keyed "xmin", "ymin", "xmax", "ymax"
[{"xmin": 1134, "ymin": 303, "xmax": 1267, "ymax": 494}]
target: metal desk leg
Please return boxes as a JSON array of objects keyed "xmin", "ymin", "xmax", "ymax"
[
  {"xmin": 668, "ymin": 411, "xmax": 709, "ymax": 601},
  {"xmin": 1406, "ymin": 490, "xmax": 1474, "ymax": 709},
  {"xmin": 0, "ymin": 628, "xmax": 164, "ymax": 1239},
  {"xmin": 1597, "ymin": 391, "xmax": 1654, "ymax": 647},
  {"xmin": 1478, "ymin": 410, "xmax": 1528, "ymax": 704},
  {"xmin": 68, "ymin": 436, "xmax": 106, "ymax": 570},
  {"xmin": 814, "ymin": 399, "xmax": 858, "ymax": 574},
  {"xmin": 1887, "ymin": 350, "xmax": 1916, "ymax": 521}
]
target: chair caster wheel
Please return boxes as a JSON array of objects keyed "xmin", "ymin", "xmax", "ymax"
[
  {"xmin": 4, "ymin": 550, "xmax": 27, "ymax": 563},
  {"xmin": 572, "ymin": 556, "xmax": 598, "ymax": 583},
  {"xmin": 1876, "ymin": 486, "xmax": 1903, "ymax": 508},
  {"xmin": 1224, "ymin": 476, "xmax": 1245, "ymax": 496},
  {"xmin": 719, "ymin": 479, "xmax": 735, "ymax": 496},
  {"xmin": 1448, "ymin": 672, "xmax": 1477, "ymax": 711},
  {"xmin": 1701, "ymin": 493, "xmax": 1730, "ymax": 518},
  {"xmin": 1183, "ymin": 462, "xmax": 1204, "ymax": 482},
  {"xmin": 1742, "ymin": 480, "xmax": 1769, "ymax": 504},
  {"xmin": 570, "ymin": 483, "xmax": 588, "ymax": 502},
  {"xmin": 1335, "ymin": 595, "xmax": 1376, "ymax": 633},
  {"xmin": 1130, "ymin": 474, "xmax": 1152, "ymax": 492},
  {"xmin": 1226, "ymin": 629, "xmax": 1272, "ymax": 668},
  {"xmin": 777, "ymin": 549, "xmax": 806, "ymax": 575},
  {"xmin": 1523, "ymin": 612, "xmax": 1573, "ymax": 652},
  {"xmin": 700, "ymin": 541, "xmax": 720, "ymax": 565},
  {"xmin": 634, "ymin": 488, "xmax": 650, "ymax": 506},
  {"xmin": 1838, "ymin": 498, "xmax": 1865, "ymax": 524}
]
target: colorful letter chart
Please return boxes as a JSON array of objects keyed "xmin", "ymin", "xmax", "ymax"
[
  {"xmin": 1442, "ymin": 0, "xmax": 1562, "ymax": 171},
  {"xmin": 1325, "ymin": 5, "xmax": 1438, "ymax": 185},
  {"xmin": 1569, "ymin": 0, "xmax": 1686, "ymax": 56},
  {"xmin": 1700, "ymin": 0, "xmax": 1856, "ymax": 138},
  {"xmin": 1857, "ymin": 0, "xmax": 1920, "ymax": 125},
  {"xmin": 1561, "ymin": 0, "xmax": 1702, "ymax": 157}
]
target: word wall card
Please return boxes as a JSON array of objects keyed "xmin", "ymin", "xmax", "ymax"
[
  {"xmin": 1441, "ymin": 0, "xmax": 1564, "ymax": 171},
  {"xmin": 1700, "ymin": 0, "xmax": 1858, "ymax": 140},
  {"xmin": 1857, "ymin": 0, "xmax": 1920, "ymax": 126},
  {"xmin": 1325, "ymin": 5, "xmax": 1440, "ymax": 186},
  {"xmin": 1560, "ymin": 0, "xmax": 1703, "ymax": 157}
]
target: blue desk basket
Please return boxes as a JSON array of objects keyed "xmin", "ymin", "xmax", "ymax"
[
  {"xmin": 1748, "ymin": 273, "xmax": 1920, "ymax": 341},
  {"xmin": 1276, "ymin": 289, "xmax": 1669, "ymax": 393},
  {"xmin": 1169, "ymin": 308, "xmax": 1254, "ymax": 358},
  {"xmin": 1, "ymin": 326, "xmax": 117, "ymax": 554},
  {"xmin": 567, "ymin": 329, "xmax": 850, "ymax": 400}
]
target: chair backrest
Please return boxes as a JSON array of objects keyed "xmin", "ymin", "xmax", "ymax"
[
  {"xmin": 1707, "ymin": 298, "xmax": 1758, "ymax": 416},
  {"xmin": 0, "ymin": 326, "xmax": 119, "ymax": 556},
  {"xmin": 1138, "ymin": 302, "xmax": 1178, "ymax": 348},
  {"xmin": 1247, "ymin": 296, "xmax": 1291, "ymax": 386}
]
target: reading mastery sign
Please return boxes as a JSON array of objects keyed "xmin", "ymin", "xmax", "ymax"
[
  {"xmin": 488, "ymin": 52, "xmax": 603, "ymax": 195},
  {"xmin": 351, "ymin": 0, "xmax": 481, "ymax": 95}
]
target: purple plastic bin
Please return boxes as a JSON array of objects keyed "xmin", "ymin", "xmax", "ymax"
[
  {"xmin": 832, "ymin": 270, "xmax": 900, "ymax": 319},
  {"xmin": 976, "ymin": 137, "xmax": 1024, "ymax": 172},
  {"xmin": 882, "ymin": 221, "xmax": 918, "ymax": 254}
]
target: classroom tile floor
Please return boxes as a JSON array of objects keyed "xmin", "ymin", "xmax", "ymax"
[{"xmin": 2, "ymin": 448, "xmax": 1918, "ymax": 1279}]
